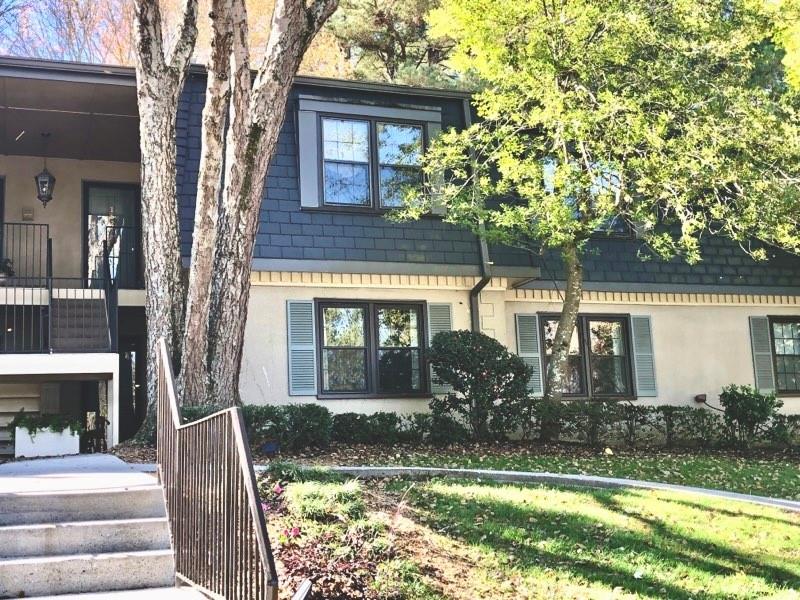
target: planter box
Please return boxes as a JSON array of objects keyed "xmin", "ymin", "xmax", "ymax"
[{"xmin": 15, "ymin": 427, "xmax": 80, "ymax": 459}]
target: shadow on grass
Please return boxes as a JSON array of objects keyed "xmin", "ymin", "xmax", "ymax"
[
  {"xmin": 407, "ymin": 483, "xmax": 800, "ymax": 600},
  {"xmin": 654, "ymin": 494, "xmax": 800, "ymax": 527}
]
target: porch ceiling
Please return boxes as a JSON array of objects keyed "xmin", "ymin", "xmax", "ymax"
[{"xmin": 0, "ymin": 75, "xmax": 140, "ymax": 163}]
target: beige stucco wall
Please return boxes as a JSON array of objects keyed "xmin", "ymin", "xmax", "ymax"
[
  {"xmin": 0, "ymin": 155, "xmax": 139, "ymax": 279},
  {"xmin": 501, "ymin": 292, "xmax": 800, "ymax": 413},
  {"xmin": 240, "ymin": 272, "xmax": 800, "ymax": 415},
  {"xmin": 239, "ymin": 274, "xmax": 478, "ymax": 414}
]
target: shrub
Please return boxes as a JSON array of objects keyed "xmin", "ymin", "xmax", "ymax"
[
  {"xmin": 332, "ymin": 412, "xmax": 421, "ymax": 445},
  {"xmin": 428, "ymin": 330, "xmax": 533, "ymax": 441},
  {"xmin": 718, "ymin": 384, "xmax": 783, "ymax": 448},
  {"xmin": 682, "ymin": 407, "xmax": 723, "ymax": 448},
  {"xmin": 331, "ymin": 413, "xmax": 371, "ymax": 444},
  {"xmin": 281, "ymin": 404, "xmax": 333, "ymax": 451},
  {"xmin": 426, "ymin": 409, "xmax": 470, "ymax": 446}
]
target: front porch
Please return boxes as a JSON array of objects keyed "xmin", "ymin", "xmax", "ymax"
[{"xmin": 0, "ymin": 58, "xmax": 145, "ymax": 456}]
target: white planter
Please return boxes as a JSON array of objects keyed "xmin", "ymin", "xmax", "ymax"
[{"xmin": 14, "ymin": 427, "xmax": 80, "ymax": 459}]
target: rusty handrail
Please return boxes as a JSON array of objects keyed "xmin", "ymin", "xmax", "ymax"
[{"xmin": 156, "ymin": 338, "xmax": 278, "ymax": 599}]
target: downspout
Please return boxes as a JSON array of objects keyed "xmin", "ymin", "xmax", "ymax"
[{"xmin": 463, "ymin": 98, "xmax": 492, "ymax": 332}]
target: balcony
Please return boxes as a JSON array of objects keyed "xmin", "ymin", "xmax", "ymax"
[{"xmin": 0, "ymin": 222, "xmax": 123, "ymax": 354}]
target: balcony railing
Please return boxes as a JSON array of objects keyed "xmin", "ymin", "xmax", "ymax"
[{"xmin": 0, "ymin": 224, "xmax": 119, "ymax": 354}]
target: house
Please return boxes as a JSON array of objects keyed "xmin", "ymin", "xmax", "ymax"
[{"xmin": 0, "ymin": 56, "xmax": 799, "ymax": 454}]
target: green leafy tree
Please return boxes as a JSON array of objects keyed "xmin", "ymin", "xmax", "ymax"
[
  {"xmin": 326, "ymin": 0, "xmax": 457, "ymax": 85},
  {"xmin": 400, "ymin": 0, "xmax": 800, "ymax": 439}
]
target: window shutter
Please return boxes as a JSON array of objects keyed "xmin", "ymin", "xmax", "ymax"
[
  {"xmin": 749, "ymin": 316, "xmax": 775, "ymax": 393},
  {"xmin": 630, "ymin": 316, "xmax": 657, "ymax": 397},
  {"xmin": 428, "ymin": 303, "xmax": 453, "ymax": 394},
  {"xmin": 287, "ymin": 300, "xmax": 317, "ymax": 396},
  {"xmin": 426, "ymin": 122, "xmax": 446, "ymax": 216},
  {"xmin": 515, "ymin": 314, "xmax": 543, "ymax": 396},
  {"xmin": 297, "ymin": 110, "xmax": 321, "ymax": 208}
]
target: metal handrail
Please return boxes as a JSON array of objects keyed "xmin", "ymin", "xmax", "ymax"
[{"xmin": 155, "ymin": 338, "xmax": 279, "ymax": 599}]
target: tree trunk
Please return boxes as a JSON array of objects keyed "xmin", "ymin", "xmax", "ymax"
[
  {"xmin": 132, "ymin": 0, "xmax": 197, "ymax": 423},
  {"xmin": 202, "ymin": 0, "xmax": 338, "ymax": 406},
  {"xmin": 178, "ymin": 0, "xmax": 234, "ymax": 405},
  {"xmin": 539, "ymin": 243, "xmax": 584, "ymax": 442}
]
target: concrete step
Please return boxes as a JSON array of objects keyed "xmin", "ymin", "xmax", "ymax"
[
  {"xmin": 0, "ymin": 549, "xmax": 175, "ymax": 597},
  {"xmin": 0, "ymin": 486, "xmax": 166, "ymax": 526},
  {"xmin": 0, "ymin": 517, "xmax": 170, "ymax": 558},
  {"xmin": 28, "ymin": 587, "xmax": 207, "ymax": 599}
]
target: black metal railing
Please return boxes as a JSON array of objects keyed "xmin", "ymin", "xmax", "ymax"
[
  {"xmin": 0, "ymin": 222, "xmax": 50, "ymax": 284},
  {"xmin": 0, "ymin": 231, "xmax": 117, "ymax": 353},
  {"xmin": 156, "ymin": 338, "xmax": 279, "ymax": 599}
]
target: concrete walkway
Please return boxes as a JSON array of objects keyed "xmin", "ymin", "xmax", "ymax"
[
  {"xmin": 130, "ymin": 460, "xmax": 800, "ymax": 511},
  {"xmin": 0, "ymin": 454, "xmax": 157, "ymax": 494}
]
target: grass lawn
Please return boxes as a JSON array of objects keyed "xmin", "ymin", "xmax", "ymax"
[
  {"xmin": 290, "ymin": 443, "xmax": 800, "ymax": 500},
  {"xmin": 263, "ymin": 470, "xmax": 800, "ymax": 600}
]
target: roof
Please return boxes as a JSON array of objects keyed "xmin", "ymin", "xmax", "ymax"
[{"xmin": 0, "ymin": 55, "xmax": 473, "ymax": 100}]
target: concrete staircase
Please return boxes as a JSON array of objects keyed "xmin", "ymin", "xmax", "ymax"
[{"xmin": 0, "ymin": 455, "xmax": 205, "ymax": 598}]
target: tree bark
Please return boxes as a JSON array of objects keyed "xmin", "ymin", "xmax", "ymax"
[
  {"xmin": 539, "ymin": 243, "xmax": 584, "ymax": 441},
  {"xmin": 132, "ymin": 0, "xmax": 197, "ymax": 420},
  {"xmin": 178, "ymin": 0, "xmax": 234, "ymax": 405},
  {"xmin": 202, "ymin": 0, "xmax": 338, "ymax": 406}
]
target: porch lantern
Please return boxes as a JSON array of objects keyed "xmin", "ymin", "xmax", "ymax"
[{"xmin": 35, "ymin": 168, "xmax": 56, "ymax": 207}]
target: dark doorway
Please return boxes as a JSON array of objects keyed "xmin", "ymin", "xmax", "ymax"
[
  {"xmin": 118, "ymin": 306, "xmax": 147, "ymax": 442},
  {"xmin": 83, "ymin": 182, "xmax": 142, "ymax": 289}
]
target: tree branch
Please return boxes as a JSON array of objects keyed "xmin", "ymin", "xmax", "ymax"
[
  {"xmin": 166, "ymin": 0, "xmax": 199, "ymax": 73},
  {"xmin": 133, "ymin": 0, "xmax": 166, "ymax": 78}
]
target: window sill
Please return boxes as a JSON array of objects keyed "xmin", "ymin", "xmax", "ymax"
[
  {"xmin": 317, "ymin": 392, "xmax": 432, "ymax": 400},
  {"xmin": 301, "ymin": 205, "xmax": 443, "ymax": 220}
]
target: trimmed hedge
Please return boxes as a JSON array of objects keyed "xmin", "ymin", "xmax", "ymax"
[{"xmin": 136, "ymin": 397, "xmax": 799, "ymax": 452}]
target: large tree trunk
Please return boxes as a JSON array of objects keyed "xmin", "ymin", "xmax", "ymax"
[
  {"xmin": 178, "ymin": 0, "xmax": 234, "ymax": 405},
  {"xmin": 539, "ymin": 243, "xmax": 584, "ymax": 442},
  {"xmin": 132, "ymin": 0, "xmax": 197, "ymax": 421},
  {"xmin": 200, "ymin": 0, "xmax": 338, "ymax": 406}
]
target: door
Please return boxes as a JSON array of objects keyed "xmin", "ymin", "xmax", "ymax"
[{"xmin": 83, "ymin": 183, "xmax": 141, "ymax": 288}]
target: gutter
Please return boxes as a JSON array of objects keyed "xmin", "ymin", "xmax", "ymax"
[{"xmin": 464, "ymin": 97, "xmax": 492, "ymax": 333}]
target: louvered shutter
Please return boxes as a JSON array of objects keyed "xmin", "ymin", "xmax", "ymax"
[
  {"xmin": 287, "ymin": 300, "xmax": 317, "ymax": 396},
  {"xmin": 631, "ymin": 315, "xmax": 657, "ymax": 397},
  {"xmin": 749, "ymin": 316, "xmax": 775, "ymax": 393},
  {"xmin": 428, "ymin": 303, "xmax": 453, "ymax": 394},
  {"xmin": 515, "ymin": 314, "xmax": 543, "ymax": 396}
]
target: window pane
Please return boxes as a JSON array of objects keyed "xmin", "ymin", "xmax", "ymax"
[
  {"xmin": 323, "ymin": 307, "xmax": 365, "ymax": 346},
  {"xmin": 378, "ymin": 307, "xmax": 419, "ymax": 347},
  {"xmin": 377, "ymin": 123, "xmax": 422, "ymax": 166},
  {"xmin": 323, "ymin": 162, "xmax": 370, "ymax": 205},
  {"xmin": 772, "ymin": 319, "xmax": 800, "ymax": 392},
  {"xmin": 322, "ymin": 348, "xmax": 367, "ymax": 392},
  {"xmin": 379, "ymin": 165, "xmax": 423, "ymax": 208},
  {"xmin": 543, "ymin": 318, "xmax": 584, "ymax": 394},
  {"xmin": 322, "ymin": 118, "xmax": 369, "ymax": 162},
  {"xmin": 378, "ymin": 348, "xmax": 421, "ymax": 393},
  {"xmin": 588, "ymin": 320, "xmax": 630, "ymax": 395}
]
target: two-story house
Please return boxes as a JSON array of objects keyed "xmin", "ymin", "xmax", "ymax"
[{"xmin": 1, "ymin": 55, "xmax": 799, "ymax": 454}]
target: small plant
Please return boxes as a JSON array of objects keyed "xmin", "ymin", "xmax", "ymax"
[
  {"xmin": 8, "ymin": 409, "xmax": 83, "ymax": 441},
  {"xmin": 718, "ymin": 384, "xmax": 783, "ymax": 449},
  {"xmin": 428, "ymin": 330, "xmax": 533, "ymax": 441},
  {"xmin": 0, "ymin": 258, "xmax": 14, "ymax": 277}
]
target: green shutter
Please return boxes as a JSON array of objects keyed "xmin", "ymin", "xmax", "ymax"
[
  {"xmin": 428, "ymin": 303, "xmax": 453, "ymax": 394},
  {"xmin": 515, "ymin": 314, "xmax": 543, "ymax": 396},
  {"xmin": 287, "ymin": 300, "xmax": 317, "ymax": 396},
  {"xmin": 631, "ymin": 315, "xmax": 657, "ymax": 397},
  {"xmin": 749, "ymin": 316, "xmax": 775, "ymax": 393}
]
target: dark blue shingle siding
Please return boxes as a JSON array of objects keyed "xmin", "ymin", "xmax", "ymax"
[{"xmin": 176, "ymin": 74, "xmax": 799, "ymax": 290}]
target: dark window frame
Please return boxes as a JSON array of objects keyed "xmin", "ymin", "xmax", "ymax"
[
  {"xmin": 317, "ymin": 112, "xmax": 428, "ymax": 212},
  {"xmin": 539, "ymin": 313, "xmax": 636, "ymax": 400},
  {"xmin": 767, "ymin": 315, "xmax": 800, "ymax": 395},
  {"xmin": 316, "ymin": 299, "xmax": 429, "ymax": 398}
]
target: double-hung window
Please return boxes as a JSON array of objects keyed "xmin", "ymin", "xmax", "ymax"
[
  {"xmin": 769, "ymin": 317, "xmax": 800, "ymax": 393},
  {"xmin": 321, "ymin": 116, "xmax": 424, "ymax": 209},
  {"xmin": 540, "ymin": 314, "xmax": 634, "ymax": 398},
  {"xmin": 318, "ymin": 301, "xmax": 426, "ymax": 396}
]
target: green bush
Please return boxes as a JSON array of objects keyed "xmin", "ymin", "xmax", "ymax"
[
  {"xmin": 718, "ymin": 384, "xmax": 783, "ymax": 448},
  {"xmin": 428, "ymin": 330, "xmax": 534, "ymax": 441},
  {"xmin": 426, "ymin": 410, "xmax": 471, "ymax": 446},
  {"xmin": 281, "ymin": 404, "xmax": 333, "ymax": 451}
]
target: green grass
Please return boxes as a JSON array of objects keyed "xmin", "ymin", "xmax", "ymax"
[
  {"xmin": 390, "ymin": 478, "xmax": 800, "ymax": 599},
  {"xmin": 325, "ymin": 446, "xmax": 800, "ymax": 499}
]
